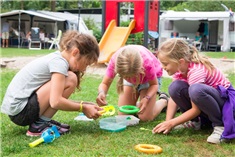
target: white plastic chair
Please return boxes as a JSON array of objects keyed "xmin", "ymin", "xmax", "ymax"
[
  {"xmin": 47, "ymin": 30, "xmax": 62, "ymax": 50},
  {"xmin": 193, "ymin": 41, "xmax": 202, "ymax": 51}
]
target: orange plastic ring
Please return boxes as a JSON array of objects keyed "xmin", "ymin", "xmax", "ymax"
[{"xmin": 134, "ymin": 144, "xmax": 162, "ymax": 154}]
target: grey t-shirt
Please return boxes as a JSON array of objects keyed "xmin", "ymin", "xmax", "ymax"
[
  {"xmin": 2, "ymin": 22, "xmax": 10, "ymax": 32},
  {"xmin": 1, "ymin": 51, "xmax": 69, "ymax": 116}
]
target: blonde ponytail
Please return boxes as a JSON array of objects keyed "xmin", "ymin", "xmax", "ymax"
[
  {"xmin": 159, "ymin": 38, "xmax": 215, "ymax": 75},
  {"xmin": 190, "ymin": 46, "xmax": 215, "ymax": 74}
]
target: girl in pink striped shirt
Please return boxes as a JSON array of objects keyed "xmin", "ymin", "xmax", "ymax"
[{"xmin": 152, "ymin": 38, "xmax": 235, "ymax": 144}]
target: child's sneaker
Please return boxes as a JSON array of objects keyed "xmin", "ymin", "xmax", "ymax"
[
  {"xmin": 49, "ymin": 119, "xmax": 70, "ymax": 129},
  {"xmin": 207, "ymin": 126, "xmax": 224, "ymax": 144},
  {"xmin": 174, "ymin": 120, "xmax": 201, "ymax": 130},
  {"xmin": 26, "ymin": 123, "xmax": 70, "ymax": 137}
]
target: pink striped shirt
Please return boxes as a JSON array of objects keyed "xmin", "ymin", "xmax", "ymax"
[{"xmin": 173, "ymin": 62, "xmax": 231, "ymax": 88}]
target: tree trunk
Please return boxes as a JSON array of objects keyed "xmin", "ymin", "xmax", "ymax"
[
  {"xmin": 51, "ymin": 0, "xmax": 56, "ymax": 11},
  {"xmin": 20, "ymin": 0, "xmax": 24, "ymax": 9}
]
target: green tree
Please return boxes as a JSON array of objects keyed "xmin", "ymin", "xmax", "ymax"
[
  {"xmin": 166, "ymin": 1, "xmax": 235, "ymax": 12},
  {"xmin": 0, "ymin": 0, "xmax": 102, "ymax": 12},
  {"xmin": 160, "ymin": 1, "xmax": 184, "ymax": 11}
]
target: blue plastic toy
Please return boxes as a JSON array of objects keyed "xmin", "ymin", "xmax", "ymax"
[{"xmin": 29, "ymin": 125, "xmax": 60, "ymax": 148}]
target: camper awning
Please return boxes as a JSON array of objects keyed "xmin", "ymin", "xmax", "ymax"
[
  {"xmin": 159, "ymin": 11, "xmax": 235, "ymax": 52},
  {"xmin": 160, "ymin": 11, "xmax": 232, "ymax": 21},
  {"xmin": 0, "ymin": 10, "xmax": 75, "ymax": 22},
  {"xmin": 1, "ymin": 10, "xmax": 89, "ymax": 48}
]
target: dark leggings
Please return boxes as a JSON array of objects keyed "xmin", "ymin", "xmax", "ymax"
[{"xmin": 169, "ymin": 80, "xmax": 225, "ymax": 127}]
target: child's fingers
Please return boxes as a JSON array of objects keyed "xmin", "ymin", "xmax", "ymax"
[{"xmin": 98, "ymin": 108, "xmax": 106, "ymax": 114}]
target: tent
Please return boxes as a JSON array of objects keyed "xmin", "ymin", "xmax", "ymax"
[
  {"xmin": 159, "ymin": 11, "xmax": 235, "ymax": 51},
  {"xmin": 0, "ymin": 10, "xmax": 89, "ymax": 48}
]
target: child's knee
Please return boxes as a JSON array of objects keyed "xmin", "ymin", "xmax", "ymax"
[
  {"xmin": 66, "ymin": 71, "xmax": 78, "ymax": 88},
  {"xmin": 189, "ymin": 83, "xmax": 205, "ymax": 101},
  {"xmin": 169, "ymin": 80, "xmax": 189, "ymax": 97},
  {"xmin": 138, "ymin": 114, "xmax": 154, "ymax": 122}
]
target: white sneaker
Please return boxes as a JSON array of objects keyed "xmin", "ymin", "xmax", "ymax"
[
  {"xmin": 174, "ymin": 120, "xmax": 201, "ymax": 130},
  {"xmin": 207, "ymin": 126, "xmax": 224, "ymax": 144}
]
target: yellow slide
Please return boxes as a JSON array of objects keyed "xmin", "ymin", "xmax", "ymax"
[{"xmin": 98, "ymin": 20, "xmax": 136, "ymax": 64}]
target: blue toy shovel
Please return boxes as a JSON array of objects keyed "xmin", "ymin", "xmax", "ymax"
[{"xmin": 29, "ymin": 125, "xmax": 60, "ymax": 148}]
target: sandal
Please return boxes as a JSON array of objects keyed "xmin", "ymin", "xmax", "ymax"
[
  {"xmin": 158, "ymin": 92, "xmax": 169, "ymax": 103},
  {"xmin": 158, "ymin": 92, "xmax": 169, "ymax": 112}
]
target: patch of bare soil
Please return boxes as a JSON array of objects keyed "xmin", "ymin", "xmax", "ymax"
[
  {"xmin": 1, "ymin": 56, "xmax": 235, "ymax": 77},
  {"xmin": 0, "ymin": 56, "xmax": 108, "ymax": 76}
]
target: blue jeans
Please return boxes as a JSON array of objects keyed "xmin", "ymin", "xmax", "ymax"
[{"xmin": 169, "ymin": 80, "xmax": 225, "ymax": 127}]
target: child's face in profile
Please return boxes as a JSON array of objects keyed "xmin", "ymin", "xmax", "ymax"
[
  {"xmin": 68, "ymin": 49, "xmax": 90, "ymax": 73},
  {"xmin": 158, "ymin": 53, "xmax": 178, "ymax": 76}
]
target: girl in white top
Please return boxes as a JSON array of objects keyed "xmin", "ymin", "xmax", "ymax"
[{"xmin": 1, "ymin": 30, "xmax": 103, "ymax": 136}]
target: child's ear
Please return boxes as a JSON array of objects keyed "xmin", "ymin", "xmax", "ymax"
[
  {"xmin": 71, "ymin": 48, "xmax": 80, "ymax": 57},
  {"xmin": 179, "ymin": 58, "xmax": 186, "ymax": 64}
]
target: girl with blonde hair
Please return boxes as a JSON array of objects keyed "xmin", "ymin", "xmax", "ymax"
[
  {"xmin": 96, "ymin": 45, "xmax": 168, "ymax": 121},
  {"xmin": 152, "ymin": 38, "xmax": 235, "ymax": 144},
  {"xmin": 1, "ymin": 30, "xmax": 103, "ymax": 136}
]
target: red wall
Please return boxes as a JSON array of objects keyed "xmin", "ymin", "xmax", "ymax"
[
  {"xmin": 148, "ymin": 0, "xmax": 159, "ymax": 32},
  {"xmin": 105, "ymin": 0, "xmax": 159, "ymax": 34}
]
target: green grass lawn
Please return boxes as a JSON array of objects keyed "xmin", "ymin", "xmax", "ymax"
[
  {"xmin": 1, "ymin": 48, "xmax": 235, "ymax": 156},
  {"xmin": 0, "ymin": 47, "xmax": 55, "ymax": 57},
  {"xmin": 1, "ymin": 48, "xmax": 235, "ymax": 59},
  {"xmin": 200, "ymin": 52, "xmax": 235, "ymax": 59}
]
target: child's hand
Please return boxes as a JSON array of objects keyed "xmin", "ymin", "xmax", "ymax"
[
  {"xmin": 82, "ymin": 104, "xmax": 102, "ymax": 120},
  {"xmin": 96, "ymin": 92, "xmax": 107, "ymax": 106},
  {"xmin": 137, "ymin": 99, "xmax": 148, "ymax": 114},
  {"xmin": 152, "ymin": 121, "xmax": 173, "ymax": 134}
]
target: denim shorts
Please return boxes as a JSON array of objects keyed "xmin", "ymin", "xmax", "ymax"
[
  {"xmin": 9, "ymin": 92, "xmax": 40, "ymax": 126},
  {"xmin": 123, "ymin": 77, "xmax": 162, "ymax": 93}
]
